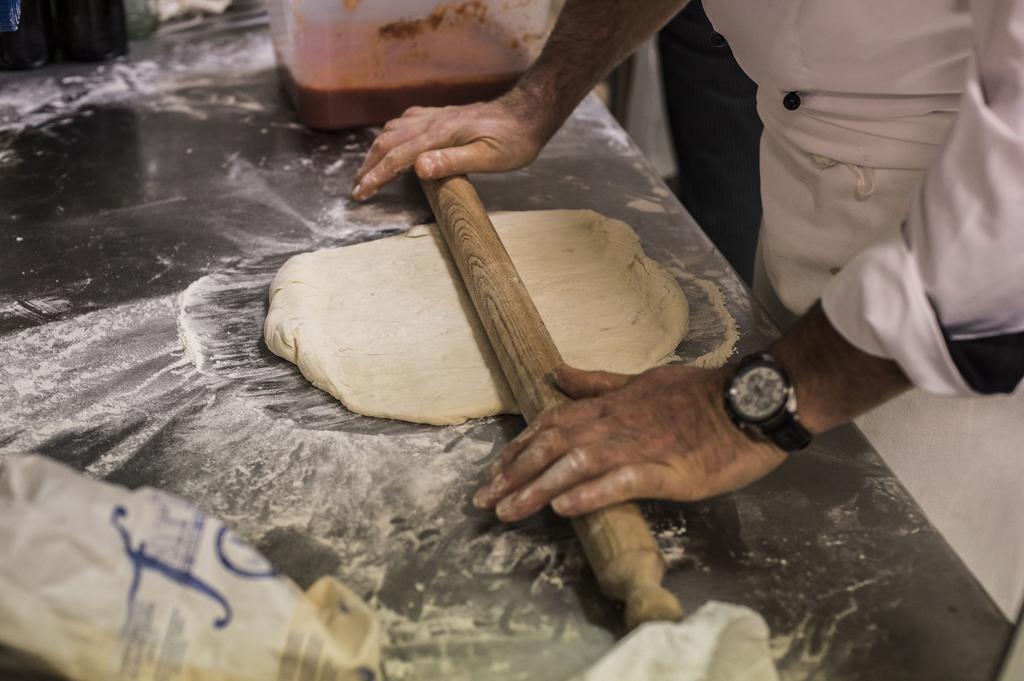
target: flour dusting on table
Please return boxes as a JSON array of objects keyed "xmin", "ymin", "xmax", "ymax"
[{"xmin": 0, "ymin": 31, "xmax": 274, "ymax": 133}]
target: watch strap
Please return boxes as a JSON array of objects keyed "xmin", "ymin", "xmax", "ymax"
[{"xmin": 760, "ymin": 410, "xmax": 812, "ymax": 451}]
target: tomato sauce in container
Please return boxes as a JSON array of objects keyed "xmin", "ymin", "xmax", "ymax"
[{"xmin": 266, "ymin": 0, "xmax": 549, "ymax": 130}]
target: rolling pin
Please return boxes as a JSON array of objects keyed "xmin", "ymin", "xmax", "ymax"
[{"xmin": 421, "ymin": 175, "xmax": 684, "ymax": 629}]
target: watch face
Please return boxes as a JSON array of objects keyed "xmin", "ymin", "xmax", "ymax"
[{"xmin": 730, "ymin": 364, "xmax": 788, "ymax": 422}]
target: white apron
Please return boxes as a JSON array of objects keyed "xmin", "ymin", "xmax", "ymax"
[{"xmin": 704, "ymin": 0, "xmax": 1024, "ymax": 619}]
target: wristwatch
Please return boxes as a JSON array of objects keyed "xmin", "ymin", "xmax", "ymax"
[{"xmin": 724, "ymin": 353, "xmax": 812, "ymax": 451}]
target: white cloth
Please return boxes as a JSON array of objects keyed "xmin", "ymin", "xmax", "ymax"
[
  {"xmin": 567, "ymin": 602, "xmax": 779, "ymax": 681},
  {"xmin": 625, "ymin": 39, "xmax": 677, "ymax": 179},
  {"xmin": 705, "ymin": 0, "xmax": 1024, "ymax": 396}
]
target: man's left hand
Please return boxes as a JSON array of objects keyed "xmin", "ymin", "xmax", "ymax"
[{"xmin": 473, "ymin": 363, "xmax": 788, "ymax": 522}]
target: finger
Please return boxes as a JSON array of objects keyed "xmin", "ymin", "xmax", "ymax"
[
  {"xmin": 499, "ymin": 420, "xmax": 613, "ymax": 494},
  {"xmin": 473, "ymin": 420, "xmax": 611, "ymax": 509},
  {"xmin": 399, "ymin": 105, "xmax": 436, "ymax": 119},
  {"xmin": 477, "ymin": 427, "xmax": 572, "ymax": 508},
  {"xmin": 382, "ymin": 107, "xmax": 434, "ymax": 131},
  {"xmin": 415, "ymin": 140, "xmax": 503, "ymax": 180},
  {"xmin": 488, "ymin": 398, "xmax": 604, "ymax": 477},
  {"xmin": 550, "ymin": 462, "xmax": 676, "ymax": 517},
  {"xmin": 494, "ymin": 441, "xmax": 630, "ymax": 522},
  {"xmin": 352, "ymin": 135, "xmax": 440, "ymax": 201},
  {"xmin": 554, "ymin": 364, "xmax": 634, "ymax": 399},
  {"xmin": 353, "ymin": 124, "xmax": 427, "ymax": 186}
]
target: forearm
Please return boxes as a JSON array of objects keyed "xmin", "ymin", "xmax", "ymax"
[
  {"xmin": 769, "ymin": 302, "xmax": 912, "ymax": 434},
  {"xmin": 516, "ymin": 0, "xmax": 689, "ymax": 142}
]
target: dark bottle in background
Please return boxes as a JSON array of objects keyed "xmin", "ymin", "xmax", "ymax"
[
  {"xmin": 0, "ymin": 0, "xmax": 56, "ymax": 69},
  {"xmin": 55, "ymin": 0, "xmax": 128, "ymax": 62}
]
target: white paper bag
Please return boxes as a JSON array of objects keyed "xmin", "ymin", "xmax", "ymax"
[{"xmin": 0, "ymin": 455, "xmax": 381, "ymax": 681}]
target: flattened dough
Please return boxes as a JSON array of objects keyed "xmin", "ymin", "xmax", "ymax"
[{"xmin": 264, "ymin": 209, "xmax": 688, "ymax": 425}]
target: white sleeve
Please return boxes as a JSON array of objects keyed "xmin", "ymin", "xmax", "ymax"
[{"xmin": 821, "ymin": 0, "xmax": 1024, "ymax": 396}]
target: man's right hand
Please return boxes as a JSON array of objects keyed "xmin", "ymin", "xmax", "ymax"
[{"xmin": 351, "ymin": 87, "xmax": 550, "ymax": 201}]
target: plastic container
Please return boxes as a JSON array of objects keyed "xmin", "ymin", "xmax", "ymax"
[{"xmin": 266, "ymin": 0, "xmax": 550, "ymax": 130}]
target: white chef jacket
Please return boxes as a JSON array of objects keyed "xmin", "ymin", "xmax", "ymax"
[{"xmin": 704, "ymin": 0, "xmax": 1024, "ymax": 397}]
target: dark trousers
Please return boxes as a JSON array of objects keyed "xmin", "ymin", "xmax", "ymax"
[{"xmin": 659, "ymin": 1, "xmax": 762, "ymax": 284}]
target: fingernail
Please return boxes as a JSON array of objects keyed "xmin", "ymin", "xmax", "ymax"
[
  {"xmin": 473, "ymin": 475, "xmax": 505, "ymax": 507},
  {"xmin": 472, "ymin": 487, "xmax": 491, "ymax": 508},
  {"xmin": 418, "ymin": 157, "xmax": 434, "ymax": 178},
  {"xmin": 551, "ymin": 495, "xmax": 569, "ymax": 515},
  {"xmin": 495, "ymin": 494, "xmax": 518, "ymax": 520},
  {"xmin": 351, "ymin": 182, "xmax": 365, "ymax": 200}
]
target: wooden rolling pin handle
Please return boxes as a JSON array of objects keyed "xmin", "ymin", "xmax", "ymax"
[
  {"xmin": 421, "ymin": 175, "xmax": 683, "ymax": 629},
  {"xmin": 572, "ymin": 510, "xmax": 684, "ymax": 629}
]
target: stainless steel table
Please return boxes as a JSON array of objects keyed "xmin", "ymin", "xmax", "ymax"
[{"xmin": 0, "ymin": 8, "xmax": 1011, "ymax": 681}]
